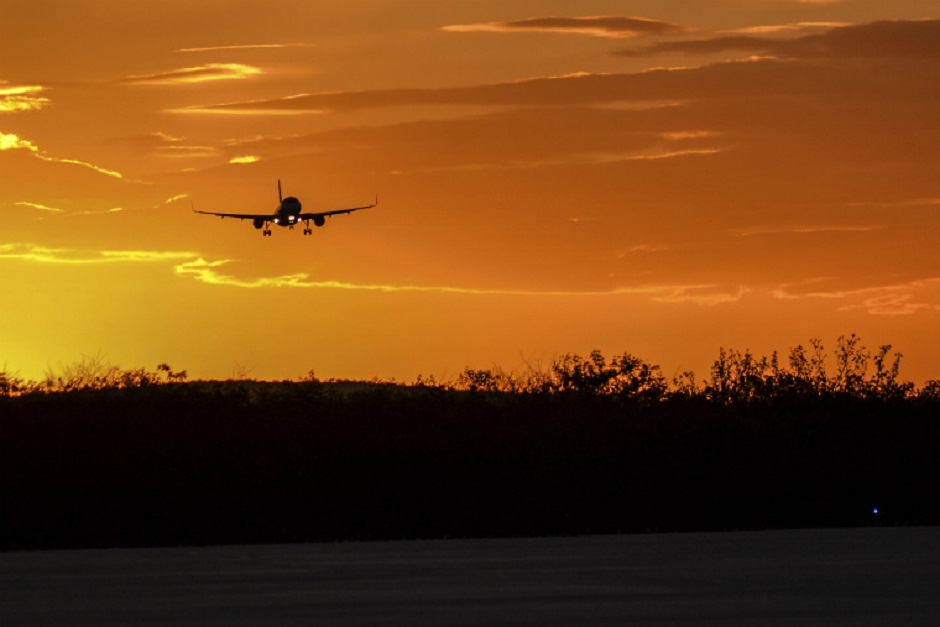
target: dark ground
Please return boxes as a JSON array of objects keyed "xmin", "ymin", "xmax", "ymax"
[{"xmin": 3, "ymin": 528, "xmax": 940, "ymax": 626}]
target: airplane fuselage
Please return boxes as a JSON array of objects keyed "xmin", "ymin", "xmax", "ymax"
[{"xmin": 272, "ymin": 197, "xmax": 303, "ymax": 226}]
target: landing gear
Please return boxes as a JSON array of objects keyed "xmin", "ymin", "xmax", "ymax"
[
  {"xmin": 303, "ymin": 219, "xmax": 312, "ymax": 235},
  {"xmin": 262, "ymin": 229, "xmax": 272, "ymax": 236}
]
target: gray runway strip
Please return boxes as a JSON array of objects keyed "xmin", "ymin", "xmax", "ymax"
[{"xmin": 3, "ymin": 527, "xmax": 940, "ymax": 626}]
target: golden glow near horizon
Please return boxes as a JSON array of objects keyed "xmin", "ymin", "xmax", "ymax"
[{"xmin": 2, "ymin": 1, "xmax": 940, "ymax": 384}]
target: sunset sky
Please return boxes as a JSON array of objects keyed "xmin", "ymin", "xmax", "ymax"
[{"xmin": 2, "ymin": 0, "xmax": 939, "ymax": 384}]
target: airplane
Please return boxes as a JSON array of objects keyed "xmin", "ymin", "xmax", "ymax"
[{"xmin": 194, "ymin": 180, "xmax": 376, "ymax": 236}]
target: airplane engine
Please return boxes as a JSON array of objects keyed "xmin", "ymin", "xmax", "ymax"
[
  {"xmin": 313, "ymin": 215, "xmax": 326, "ymax": 227},
  {"xmin": 253, "ymin": 218, "xmax": 265, "ymax": 230}
]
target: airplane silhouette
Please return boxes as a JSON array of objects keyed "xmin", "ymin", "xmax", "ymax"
[{"xmin": 194, "ymin": 180, "xmax": 376, "ymax": 236}]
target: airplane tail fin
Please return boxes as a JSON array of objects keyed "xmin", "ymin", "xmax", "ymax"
[{"xmin": 277, "ymin": 179, "xmax": 283, "ymax": 203}]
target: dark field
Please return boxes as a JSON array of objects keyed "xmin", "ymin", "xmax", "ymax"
[
  {"xmin": 3, "ymin": 528, "xmax": 940, "ymax": 626},
  {"xmin": 3, "ymin": 381, "xmax": 940, "ymax": 550}
]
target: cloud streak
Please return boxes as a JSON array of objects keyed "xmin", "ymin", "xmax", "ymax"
[
  {"xmin": 170, "ymin": 93, "xmax": 326, "ymax": 115},
  {"xmin": 176, "ymin": 43, "xmax": 315, "ymax": 53},
  {"xmin": 14, "ymin": 201, "xmax": 64, "ymax": 213},
  {"xmin": 1, "ymin": 131, "xmax": 123, "ymax": 178},
  {"xmin": 173, "ymin": 258, "xmax": 745, "ymax": 305},
  {"xmin": 0, "ymin": 83, "xmax": 49, "ymax": 113},
  {"xmin": 0, "ymin": 242, "xmax": 746, "ymax": 305},
  {"xmin": 108, "ymin": 132, "xmax": 222, "ymax": 159},
  {"xmin": 120, "ymin": 63, "xmax": 262, "ymax": 85},
  {"xmin": 733, "ymin": 225, "xmax": 886, "ymax": 237},
  {"xmin": 0, "ymin": 243, "xmax": 198, "ymax": 265},
  {"xmin": 728, "ymin": 22, "xmax": 850, "ymax": 35},
  {"xmin": 618, "ymin": 19, "xmax": 940, "ymax": 58},
  {"xmin": 773, "ymin": 278, "xmax": 940, "ymax": 315},
  {"xmin": 443, "ymin": 16, "xmax": 687, "ymax": 39},
  {"xmin": 166, "ymin": 70, "xmax": 710, "ymax": 115},
  {"xmin": 12, "ymin": 243, "xmax": 927, "ymax": 314}
]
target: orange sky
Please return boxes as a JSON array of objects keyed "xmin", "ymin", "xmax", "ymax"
[{"xmin": 2, "ymin": 0, "xmax": 940, "ymax": 384}]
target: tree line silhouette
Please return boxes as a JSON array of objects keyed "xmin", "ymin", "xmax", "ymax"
[
  {"xmin": 2, "ymin": 335, "xmax": 939, "ymax": 550},
  {"xmin": 4, "ymin": 334, "xmax": 938, "ymax": 400}
]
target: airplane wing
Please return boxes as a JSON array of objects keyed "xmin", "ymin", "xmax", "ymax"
[
  {"xmin": 299, "ymin": 197, "xmax": 377, "ymax": 220},
  {"xmin": 193, "ymin": 209, "xmax": 272, "ymax": 220}
]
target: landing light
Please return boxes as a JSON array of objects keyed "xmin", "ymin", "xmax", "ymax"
[{"xmin": 274, "ymin": 218, "xmax": 280, "ymax": 224}]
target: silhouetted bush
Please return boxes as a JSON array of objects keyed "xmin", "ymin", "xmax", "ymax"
[{"xmin": 2, "ymin": 338, "xmax": 939, "ymax": 550}]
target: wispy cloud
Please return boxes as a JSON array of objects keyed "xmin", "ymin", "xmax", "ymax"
[
  {"xmin": 733, "ymin": 225, "xmax": 885, "ymax": 237},
  {"xmin": 110, "ymin": 131, "xmax": 185, "ymax": 148},
  {"xmin": 0, "ymin": 83, "xmax": 49, "ymax": 113},
  {"xmin": 10, "ymin": 194, "xmax": 189, "ymax": 219},
  {"xmin": 773, "ymin": 278, "xmax": 940, "ymax": 315},
  {"xmin": 108, "ymin": 131, "xmax": 220, "ymax": 159},
  {"xmin": 173, "ymin": 258, "xmax": 574, "ymax": 293},
  {"xmin": 621, "ymin": 148, "xmax": 723, "ymax": 161},
  {"xmin": 157, "ymin": 145, "xmax": 220, "ymax": 159},
  {"xmin": 619, "ymin": 244, "xmax": 670, "ymax": 256},
  {"xmin": 658, "ymin": 130, "xmax": 720, "ymax": 141},
  {"xmin": 847, "ymin": 294, "xmax": 940, "ymax": 316},
  {"xmin": 173, "ymin": 258, "xmax": 743, "ymax": 305},
  {"xmin": 67, "ymin": 207, "xmax": 125, "ymax": 217},
  {"xmin": 41, "ymin": 155, "xmax": 123, "ymax": 179},
  {"xmin": 1, "ymin": 242, "xmax": 746, "ymax": 306},
  {"xmin": 165, "ymin": 71, "xmax": 695, "ymax": 115},
  {"xmin": 14, "ymin": 201, "xmax": 63, "ymax": 213},
  {"xmin": 0, "ymin": 243, "xmax": 197, "ymax": 264},
  {"xmin": 229, "ymin": 155, "xmax": 260, "ymax": 164},
  {"xmin": 643, "ymin": 285, "xmax": 747, "ymax": 306},
  {"xmin": 443, "ymin": 16, "xmax": 686, "ymax": 39},
  {"xmin": 0, "ymin": 131, "xmax": 123, "ymax": 179},
  {"xmin": 727, "ymin": 22, "xmax": 850, "ymax": 35},
  {"xmin": 170, "ymin": 93, "xmax": 326, "ymax": 116},
  {"xmin": 618, "ymin": 19, "xmax": 940, "ymax": 59},
  {"xmin": 849, "ymin": 198, "xmax": 940, "ymax": 209},
  {"xmin": 176, "ymin": 43, "xmax": 315, "ymax": 53},
  {"xmin": 156, "ymin": 194, "xmax": 190, "ymax": 207},
  {"xmin": 413, "ymin": 147, "xmax": 724, "ymax": 174},
  {"xmin": 120, "ymin": 63, "xmax": 262, "ymax": 85},
  {"xmin": 0, "ymin": 131, "xmax": 36, "ymax": 151}
]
